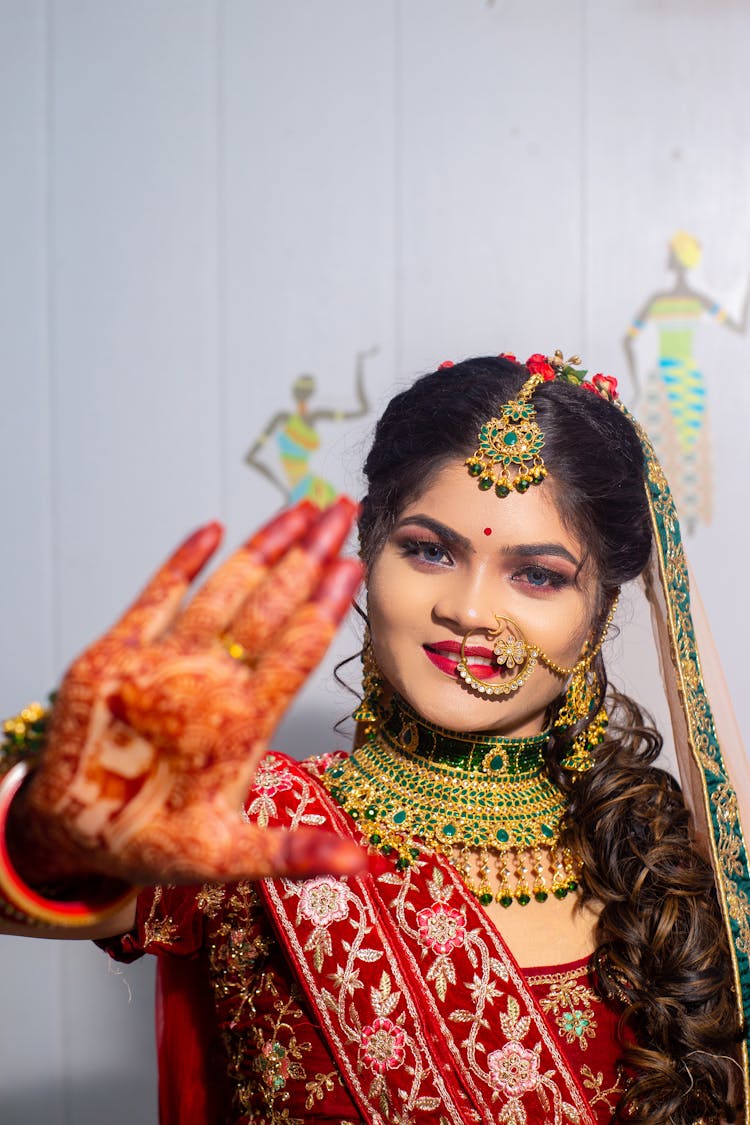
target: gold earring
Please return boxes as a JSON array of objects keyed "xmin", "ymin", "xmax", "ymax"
[
  {"xmin": 352, "ymin": 631, "xmax": 383, "ymax": 730},
  {"xmin": 457, "ymin": 616, "xmax": 538, "ymax": 696},
  {"xmin": 555, "ymin": 665, "xmax": 606, "ymax": 772}
]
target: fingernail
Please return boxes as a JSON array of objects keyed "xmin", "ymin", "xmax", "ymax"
[
  {"xmin": 303, "ymin": 496, "xmax": 359, "ymax": 563},
  {"xmin": 243, "ymin": 503, "xmax": 318, "ymax": 562},
  {"xmin": 311, "ymin": 559, "xmax": 364, "ymax": 620},
  {"xmin": 366, "ymin": 852, "xmax": 392, "ymax": 877},
  {"xmin": 283, "ymin": 832, "xmax": 367, "ymax": 877},
  {"xmin": 171, "ymin": 522, "xmax": 224, "ymax": 580}
]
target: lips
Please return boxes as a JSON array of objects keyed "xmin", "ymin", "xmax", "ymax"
[{"xmin": 423, "ymin": 641, "xmax": 502, "ymax": 680}]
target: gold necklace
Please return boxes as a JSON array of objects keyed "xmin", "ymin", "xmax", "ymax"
[{"xmin": 323, "ymin": 696, "xmax": 580, "ymax": 906}]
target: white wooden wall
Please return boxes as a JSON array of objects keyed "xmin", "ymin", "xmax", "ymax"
[{"xmin": 1, "ymin": 2, "xmax": 748, "ymax": 1120}]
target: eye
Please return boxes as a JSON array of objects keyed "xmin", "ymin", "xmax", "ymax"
[
  {"xmin": 399, "ymin": 538, "xmax": 454, "ymax": 568},
  {"xmin": 514, "ymin": 565, "xmax": 569, "ymax": 590}
]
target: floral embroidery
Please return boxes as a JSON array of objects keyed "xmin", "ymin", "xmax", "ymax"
[
  {"xmin": 581, "ymin": 1064, "xmax": 622, "ymax": 1114},
  {"xmin": 533, "ymin": 971, "xmax": 598, "ymax": 1051},
  {"xmin": 416, "ymin": 902, "xmax": 466, "ymax": 955},
  {"xmin": 360, "ymin": 1016, "xmax": 407, "ymax": 1074},
  {"xmin": 196, "ymin": 882, "xmax": 226, "ymax": 917},
  {"xmin": 298, "ymin": 876, "xmax": 350, "ymax": 927},
  {"xmin": 247, "ymin": 755, "xmax": 295, "ymax": 827},
  {"xmin": 487, "ymin": 1041, "xmax": 542, "ymax": 1097}
]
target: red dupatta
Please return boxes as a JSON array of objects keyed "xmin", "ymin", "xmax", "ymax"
[{"xmin": 254, "ymin": 752, "xmax": 597, "ymax": 1125}]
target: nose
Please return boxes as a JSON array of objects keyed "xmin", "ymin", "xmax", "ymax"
[{"xmin": 431, "ymin": 566, "xmax": 501, "ymax": 636}]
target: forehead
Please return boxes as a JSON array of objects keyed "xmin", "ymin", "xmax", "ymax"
[{"xmin": 397, "ymin": 460, "xmax": 582, "ymax": 551}]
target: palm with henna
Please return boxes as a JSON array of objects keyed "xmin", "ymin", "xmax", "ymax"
[{"xmin": 9, "ymin": 498, "xmax": 365, "ymax": 907}]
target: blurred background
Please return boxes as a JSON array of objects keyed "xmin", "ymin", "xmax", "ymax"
[{"xmin": 1, "ymin": 1, "xmax": 749, "ymax": 1120}]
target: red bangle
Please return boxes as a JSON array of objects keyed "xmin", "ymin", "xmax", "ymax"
[{"xmin": 0, "ymin": 761, "xmax": 137, "ymax": 928}]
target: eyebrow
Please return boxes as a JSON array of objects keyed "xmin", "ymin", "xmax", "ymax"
[
  {"xmin": 393, "ymin": 516, "xmax": 581, "ymax": 568},
  {"xmin": 501, "ymin": 542, "xmax": 581, "ymax": 567},
  {"xmin": 393, "ymin": 514, "xmax": 474, "ymax": 552}
]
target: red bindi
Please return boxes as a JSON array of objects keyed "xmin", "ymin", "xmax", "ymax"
[{"xmin": 483, "ymin": 527, "xmax": 492, "ymax": 536}]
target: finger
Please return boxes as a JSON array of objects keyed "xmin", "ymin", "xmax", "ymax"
[
  {"xmin": 111, "ymin": 522, "xmax": 224, "ymax": 644},
  {"xmin": 243, "ymin": 558, "xmax": 363, "ymax": 744},
  {"xmin": 229, "ymin": 825, "xmax": 368, "ymax": 880},
  {"xmin": 172, "ymin": 500, "xmax": 319, "ymax": 644},
  {"xmin": 228, "ymin": 496, "xmax": 359, "ymax": 656},
  {"xmin": 134, "ymin": 823, "xmax": 369, "ymax": 884}
]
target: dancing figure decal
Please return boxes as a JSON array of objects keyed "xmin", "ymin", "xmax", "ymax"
[
  {"xmin": 622, "ymin": 231, "xmax": 749, "ymax": 533},
  {"xmin": 245, "ymin": 347, "xmax": 377, "ymax": 509}
]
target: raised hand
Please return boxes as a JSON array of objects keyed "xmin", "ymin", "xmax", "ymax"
[{"xmin": 13, "ymin": 499, "xmax": 365, "ymax": 889}]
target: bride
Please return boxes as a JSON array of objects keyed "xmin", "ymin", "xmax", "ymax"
[{"xmin": 0, "ymin": 351, "xmax": 746, "ymax": 1124}]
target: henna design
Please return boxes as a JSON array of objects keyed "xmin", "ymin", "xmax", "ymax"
[{"xmin": 13, "ymin": 504, "xmax": 365, "ymax": 892}]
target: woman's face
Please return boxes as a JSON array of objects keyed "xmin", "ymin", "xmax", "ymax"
[{"xmin": 366, "ymin": 460, "xmax": 600, "ymax": 737}]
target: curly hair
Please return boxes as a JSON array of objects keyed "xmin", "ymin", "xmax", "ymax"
[{"xmin": 358, "ymin": 355, "xmax": 741, "ymax": 1123}]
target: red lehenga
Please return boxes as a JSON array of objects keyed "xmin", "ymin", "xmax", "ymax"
[{"xmin": 102, "ymin": 751, "xmax": 627, "ymax": 1125}]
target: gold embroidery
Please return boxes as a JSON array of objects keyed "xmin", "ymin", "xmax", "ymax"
[
  {"xmin": 580, "ymin": 1063, "xmax": 621, "ymax": 1114},
  {"xmin": 526, "ymin": 965, "xmax": 598, "ymax": 1051},
  {"xmin": 195, "ymin": 882, "xmax": 226, "ymax": 917},
  {"xmin": 142, "ymin": 885, "xmax": 179, "ymax": 947}
]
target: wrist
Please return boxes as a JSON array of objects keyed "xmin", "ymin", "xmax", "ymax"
[{"xmin": 1, "ymin": 699, "xmax": 137, "ymax": 929}]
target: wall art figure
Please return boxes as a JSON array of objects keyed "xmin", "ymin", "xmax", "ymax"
[
  {"xmin": 245, "ymin": 347, "xmax": 377, "ymax": 509},
  {"xmin": 622, "ymin": 232, "xmax": 749, "ymax": 533}
]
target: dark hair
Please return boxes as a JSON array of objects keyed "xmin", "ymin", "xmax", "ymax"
[{"xmin": 358, "ymin": 355, "xmax": 739, "ymax": 1124}]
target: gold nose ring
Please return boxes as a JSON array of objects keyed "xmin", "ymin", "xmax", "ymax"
[{"xmin": 456, "ymin": 615, "xmax": 538, "ymax": 697}]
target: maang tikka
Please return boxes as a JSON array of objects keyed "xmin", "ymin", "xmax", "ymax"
[{"xmin": 465, "ymin": 350, "xmax": 586, "ymax": 498}]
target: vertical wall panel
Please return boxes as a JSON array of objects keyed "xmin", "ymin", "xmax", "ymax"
[
  {"xmin": 51, "ymin": 0, "xmax": 223, "ymax": 662},
  {"xmin": 0, "ymin": 5, "xmax": 67, "ymax": 1122},
  {"xmin": 221, "ymin": 0, "xmax": 398, "ymax": 757},
  {"xmin": 585, "ymin": 1, "xmax": 750, "ymax": 734},
  {"xmin": 398, "ymin": 0, "xmax": 586, "ymax": 374}
]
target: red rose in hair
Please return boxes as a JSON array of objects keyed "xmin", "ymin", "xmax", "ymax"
[
  {"xmin": 498, "ymin": 352, "xmax": 517, "ymax": 362},
  {"xmin": 525, "ymin": 353, "xmax": 555, "ymax": 381},
  {"xmin": 590, "ymin": 373, "xmax": 618, "ymax": 402}
]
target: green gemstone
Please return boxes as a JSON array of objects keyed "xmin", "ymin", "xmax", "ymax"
[
  {"xmin": 364, "ymin": 805, "xmax": 377, "ymax": 820},
  {"xmin": 503, "ymin": 432, "xmax": 518, "ymax": 446},
  {"xmin": 499, "ymin": 894, "xmax": 513, "ymax": 908},
  {"xmin": 517, "ymin": 893, "xmax": 531, "ymax": 906},
  {"xmin": 534, "ymin": 891, "xmax": 548, "ymax": 903},
  {"xmin": 515, "ymin": 478, "xmax": 530, "ymax": 493},
  {"xmin": 409, "ymin": 847, "xmax": 420, "ymax": 859},
  {"xmin": 478, "ymin": 477, "xmax": 494, "ymax": 491},
  {"xmin": 495, "ymin": 483, "xmax": 510, "ymax": 498},
  {"xmin": 381, "ymin": 845, "xmax": 394, "ymax": 856},
  {"xmin": 369, "ymin": 833, "xmax": 381, "ymax": 845},
  {"xmin": 395, "ymin": 857, "xmax": 411, "ymax": 871},
  {"xmin": 496, "ymin": 828, "xmax": 509, "ymax": 843},
  {"xmin": 554, "ymin": 887, "xmax": 569, "ymax": 899},
  {"xmin": 468, "ymin": 462, "xmax": 483, "ymax": 477},
  {"xmin": 348, "ymin": 808, "xmax": 360, "ymax": 820},
  {"xmin": 393, "ymin": 810, "xmax": 406, "ymax": 825},
  {"xmin": 568, "ymin": 880, "xmax": 578, "ymax": 892},
  {"xmin": 442, "ymin": 824, "xmax": 457, "ymax": 838},
  {"xmin": 479, "ymin": 892, "xmax": 493, "ymax": 905},
  {"xmin": 488, "ymin": 754, "xmax": 505, "ymax": 771},
  {"xmin": 532, "ymin": 473, "xmax": 544, "ymax": 485},
  {"xmin": 541, "ymin": 824, "xmax": 554, "ymax": 839},
  {"xmin": 329, "ymin": 767, "xmax": 343, "ymax": 778}
]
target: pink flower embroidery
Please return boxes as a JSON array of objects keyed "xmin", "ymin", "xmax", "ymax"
[
  {"xmin": 298, "ymin": 876, "xmax": 350, "ymax": 927},
  {"xmin": 360, "ymin": 1017, "xmax": 406, "ymax": 1074},
  {"xmin": 416, "ymin": 903, "xmax": 467, "ymax": 955},
  {"xmin": 254, "ymin": 757, "xmax": 294, "ymax": 797},
  {"xmin": 487, "ymin": 1042, "xmax": 541, "ymax": 1098}
]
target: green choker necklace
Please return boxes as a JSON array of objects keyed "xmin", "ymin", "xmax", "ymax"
[{"xmin": 323, "ymin": 696, "xmax": 580, "ymax": 906}]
